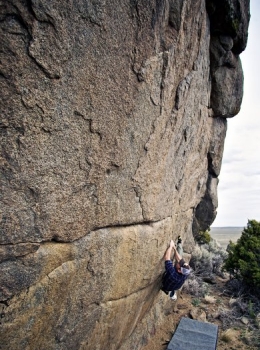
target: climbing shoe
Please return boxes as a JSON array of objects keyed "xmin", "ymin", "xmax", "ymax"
[{"xmin": 169, "ymin": 291, "xmax": 177, "ymax": 301}]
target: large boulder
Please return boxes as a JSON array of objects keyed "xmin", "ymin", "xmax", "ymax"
[
  {"xmin": 207, "ymin": 0, "xmax": 250, "ymax": 117},
  {"xmin": 0, "ymin": 0, "xmax": 249, "ymax": 348}
]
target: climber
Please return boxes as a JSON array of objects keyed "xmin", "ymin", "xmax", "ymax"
[{"xmin": 161, "ymin": 239, "xmax": 190, "ymax": 301}]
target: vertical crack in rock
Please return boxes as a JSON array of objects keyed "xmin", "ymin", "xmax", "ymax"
[
  {"xmin": 132, "ymin": 186, "xmax": 145, "ymax": 220},
  {"xmin": 159, "ymin": 50, "xmax": 169, "ymax": 112}
]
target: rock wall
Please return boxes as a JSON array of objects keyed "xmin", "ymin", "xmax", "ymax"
[{"xmin": 0, "ymin": 0, "xmax": 250, "ymax": 349}]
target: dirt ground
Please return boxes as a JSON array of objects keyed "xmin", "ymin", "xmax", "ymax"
[{"xmin": 142, "ymin": 277, "xmax": 258, "ymax": 350}]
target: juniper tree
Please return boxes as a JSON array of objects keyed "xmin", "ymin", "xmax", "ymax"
[{"xmin": 224, "ymin": 220, "xmax": 260, "ymax": 292}]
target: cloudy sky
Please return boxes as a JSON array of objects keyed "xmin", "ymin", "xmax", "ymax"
[{"xmin": 212, "ymin": 0, "xmax": 260, "ymax": 227}]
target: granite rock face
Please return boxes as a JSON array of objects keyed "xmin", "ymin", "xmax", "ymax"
[
  {"xmin": 207, "ymin": 0, "xmax": 250, "ymax": 118},
  {"xmin": 0, "ymin": 0, "xmax": 249, "ymax": 349}
]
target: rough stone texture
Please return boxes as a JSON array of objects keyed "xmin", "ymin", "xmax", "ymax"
[
  {"xmin": 0, "ymin": 0, "xmax": 249, "ymax": 349},
  {"xmin": 207, "ymin": 0, "xmax": 250, "ymax": 117}
]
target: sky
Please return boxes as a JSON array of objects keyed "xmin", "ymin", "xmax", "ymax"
[{"xmin": 212, "ymin": 0, "xmax": 260, "ymax": 227}]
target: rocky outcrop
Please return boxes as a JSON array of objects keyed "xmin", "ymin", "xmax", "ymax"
[
  {"xmin": 207, "ymin": 0, "xmax": 250, "ymax": 118},
  {"xmin": 0, "ymin": 0, "xmax": 249, "ymax": 349}
]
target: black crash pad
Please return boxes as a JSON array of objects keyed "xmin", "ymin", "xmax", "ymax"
[{"xmin": 166, "ymin": 317, "xmax": 218, "ymax": 350}]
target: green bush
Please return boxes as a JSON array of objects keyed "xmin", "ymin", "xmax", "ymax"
[
  {"xmin": 191, "ymin": 298, "xmax": 201, "ymax": 307},
  {"xmin": 224, "ymin": 220, "xmax": 260, "ymax": 292},
  {"xmin": 197, "ymin": 230, "xmax": 211, "ymax": 244}
]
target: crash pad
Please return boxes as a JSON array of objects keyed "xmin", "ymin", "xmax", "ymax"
[{"xmin": 166, "ymin": 317, "xmax": 218, "ymax": 350}]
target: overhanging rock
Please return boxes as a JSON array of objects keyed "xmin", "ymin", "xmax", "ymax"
[{"xmin": 0, "ymin": 0, "xmax": 249, "ymax": 348}]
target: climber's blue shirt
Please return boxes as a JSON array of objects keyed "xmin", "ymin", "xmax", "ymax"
[{"xmin": 162, "ymin": 260, "xmax": 187, "ymax": 292}]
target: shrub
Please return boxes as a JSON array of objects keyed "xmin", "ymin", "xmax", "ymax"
[
  {"xmin": 223, "ymin": 220, "xmax": 260, "ymax": 293},
  {"xmin": 189, "ymin": 242, "xmax": 227, "ymax": 278},
  {"xmin": 197, "ymin": 230, "xmax": 211, "ymax": 244},
  {"xmin": 224, "ymin": 278, "xmax": 245, "ymax": 297},
  {"xmin": 189, "ymin": 245, "xmax": 213, "ymax": 277},
  {"xmin": 183, "ymin": 241, "xmax": 227, "ymax": 297},
  {"xmin": 218, "ymin": 306, "xmax": 243, "ymax": 330},
  {"xmin": 191, "ymin": 298, "xmax": 201, "ymax": 307},
  {"xmin": 183, "ymin": 271, "xmax": 209, "ymax": 297},
  {"xmin": 221, "ymin": 329, "xmax": 237, "ymax": 343}
]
